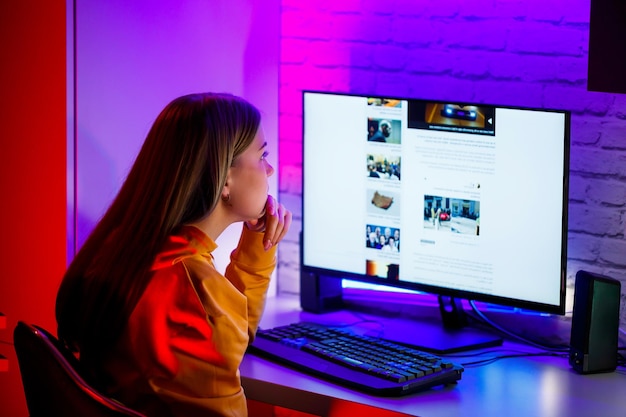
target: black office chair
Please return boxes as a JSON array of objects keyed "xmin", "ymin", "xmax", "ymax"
[{"xmin": 13, "ymin": 321, "xmax": 146, "ymax": 417}]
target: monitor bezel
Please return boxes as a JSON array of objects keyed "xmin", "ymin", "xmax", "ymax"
[{"xmin": 300, "ymin": 90, "xmax": 570, "ymax": 316}]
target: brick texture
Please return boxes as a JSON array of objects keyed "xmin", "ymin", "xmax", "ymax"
[{"xmin": 277, "ymin": 1, "xmax": 626, "ymax": 322}]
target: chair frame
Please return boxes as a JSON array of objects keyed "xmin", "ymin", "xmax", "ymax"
[{"xmin": 14, "ymin": 321, "xmax": 146, "ymax": 417}]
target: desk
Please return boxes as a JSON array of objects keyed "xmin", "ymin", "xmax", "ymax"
[{"xmin": 241, "ymin": 294, "xmax": 626, "ymax": 417}]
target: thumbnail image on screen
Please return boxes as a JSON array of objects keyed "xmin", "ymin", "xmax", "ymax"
[
  {"xmin": 366, "ymin": 154, "xmax": 401, "ymax": 181},
  {"xmin": 367, "ymin": 118, "xmax": 402, "ymax": 144},
  {"xmin": 365, "ymin": 259, "xmax": 400, "ymax": 280},
  {"xmin": 424, "ymin": 195, "xmax": 480, "ymax": 236},
  {"xmin": 366, "ymin": 224, "xmax": 401, "ymax": 252},
  {"xmin": 368, "ymin": 189, "xmax": 400, "ymax": 217},
  {"xmin": 408, "ymin": 101, "xmax": 496, "ymax": 136},
  {"xmin": 367, "ymin": 97, "xmax": 402, "ymax": 108}
]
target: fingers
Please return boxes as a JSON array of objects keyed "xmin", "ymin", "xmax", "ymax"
[{"xmin": 262, "ymin": 195, "xmax": 292, "ymax": 251}]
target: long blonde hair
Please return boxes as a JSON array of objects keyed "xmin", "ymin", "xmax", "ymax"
[{"xmin": 56, "ymin": 93, "xmax": 260, "ymax": 372}]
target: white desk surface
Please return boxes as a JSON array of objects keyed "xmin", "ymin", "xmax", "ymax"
[{"xmin": 241, "ymin": 294, "xmax": 626, "ymax": 417}]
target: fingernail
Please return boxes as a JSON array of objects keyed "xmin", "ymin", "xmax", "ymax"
[{"xmin": 264, "ymin": 240, "xmax": 272, "ymax": 250}]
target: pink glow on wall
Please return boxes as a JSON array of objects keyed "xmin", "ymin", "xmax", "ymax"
[{"xmin": 275, "ymin": 1, "xmax": 626, "ymax": 296}]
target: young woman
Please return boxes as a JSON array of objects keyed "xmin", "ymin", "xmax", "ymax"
[{"xmin": 56, "ymin": 92, "xmax": 292, "ymax": 417}]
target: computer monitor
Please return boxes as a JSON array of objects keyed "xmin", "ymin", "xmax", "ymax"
[{"xmin": 301, "ymin": 91, "xmax": 570, "ymax": 352}]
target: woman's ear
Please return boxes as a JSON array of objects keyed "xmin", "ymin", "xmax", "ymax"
[
  {"xmin": 221, "ymin": 182, "xmax": 230, "ymax": 203},
  {"xmin": 221, "ymin": 171, "xmax": 232, "ymax": 203}
]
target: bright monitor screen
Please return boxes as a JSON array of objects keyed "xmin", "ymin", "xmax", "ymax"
[{"xmin": 302, "ymin": 91, "xmax": 569, "ymax": 316}]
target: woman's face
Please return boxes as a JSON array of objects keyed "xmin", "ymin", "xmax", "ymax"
[{"xmin": 226, "ymin": 126, "xmax": 274, "ymax": 221}]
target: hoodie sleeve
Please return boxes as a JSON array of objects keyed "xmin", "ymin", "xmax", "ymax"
[{"xmin": 224, "ymin": 225, "xmax": 277, "ymax": 341}]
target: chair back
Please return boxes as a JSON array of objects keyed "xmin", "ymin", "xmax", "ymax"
[{"xmin": 13, "ymin": 321, "xmax": 146, "ymax": 417}]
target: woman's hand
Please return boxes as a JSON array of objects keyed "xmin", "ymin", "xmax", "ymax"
[{"xmin": 246, "ymin": 195, "xmax": 292, "ymax": 251}]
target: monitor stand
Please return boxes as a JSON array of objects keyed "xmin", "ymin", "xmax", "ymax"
[
  {"xmin": 381, "ymin": 295, "xmax": 503, "ymax": 354},
  {"xmin": 300, "ymin": 272, "xmax": 503, "ymax": 354}
]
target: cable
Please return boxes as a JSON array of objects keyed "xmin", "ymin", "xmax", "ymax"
[
  {"xmin": 467, "ymin": 300, "xmax": 570, "ymax": 352},
  {"xmin": 458, "ymin": 350, "xmax": 570, "ymax": 368},
  {"xmin": 466, "ymin": 304, "xmax": 626, "ymax": 371},
  {"xmin": 340, "ymin": 311, "xmax": 387, "ymax": 338}
]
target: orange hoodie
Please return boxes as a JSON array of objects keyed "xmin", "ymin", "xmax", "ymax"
[{"xmin": 104, "ymin": 225, "xmax": 276, "ymax": 417}]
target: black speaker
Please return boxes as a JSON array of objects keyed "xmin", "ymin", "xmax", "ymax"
[
  {"xmin": 300, "ymin": 271, "xmax": 343, "ymax": 313},
  {"xmin": 569, "ymin": 270, "xmax": 621, "ymax": 374}
]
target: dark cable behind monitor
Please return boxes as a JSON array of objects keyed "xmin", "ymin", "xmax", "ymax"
[{"xmin": 467, "ymin": 300, "xmax": 570, "ymax": 352}]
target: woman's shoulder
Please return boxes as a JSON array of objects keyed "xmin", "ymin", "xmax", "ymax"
[{"xmin": 152, "ymin": 225, "xmax": 217, "ymax": 271}]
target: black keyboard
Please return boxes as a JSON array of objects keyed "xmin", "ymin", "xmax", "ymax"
[{"xmin": 247, "ymin": 322, "xmax": 464, "ymax": 396}]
